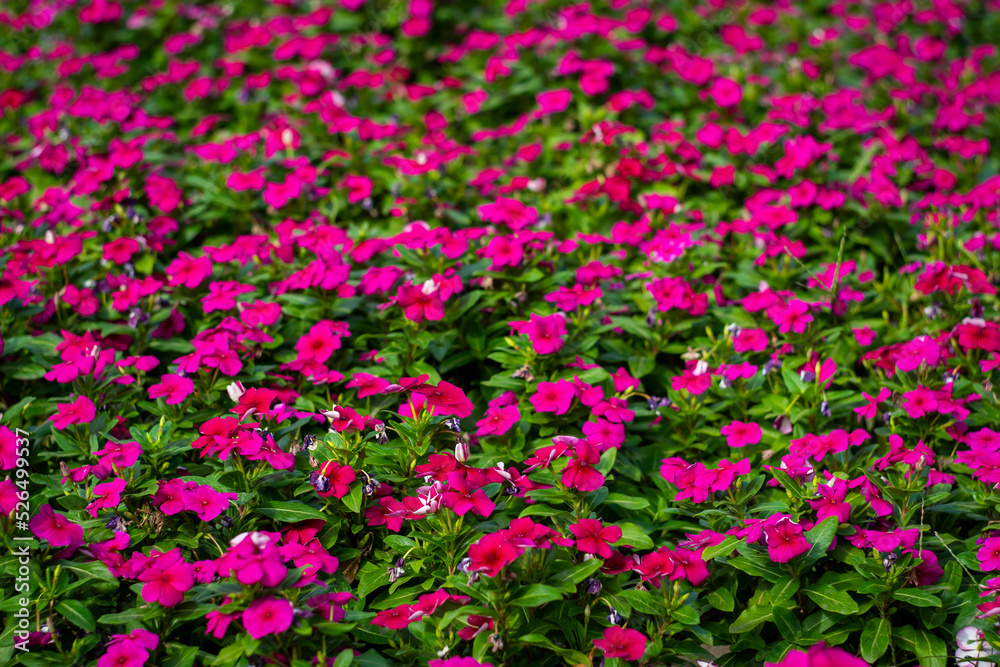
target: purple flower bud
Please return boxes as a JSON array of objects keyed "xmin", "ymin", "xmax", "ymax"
[
  {"xmin": 773, "ymin": 414, "xmax": 792, "ymax": 435},
  {"xmin": 388, "ymin": 558, "xmax": 405, "ymax": 583},
  {"xmin": 586, "ymin": 578, "xmax": 602, "ymax": 595},
  {"xmin": 309, "ymin": 471, "xmax": 331, "ymax": 494}
]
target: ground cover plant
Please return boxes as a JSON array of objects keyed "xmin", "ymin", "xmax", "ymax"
[{"xmin": 1, "ymin": 0, "xmax": 1000, "ymax": 665}]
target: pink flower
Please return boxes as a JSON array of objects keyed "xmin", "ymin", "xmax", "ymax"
[
  {"xmin": 242, "ymin": 596, "xmax": 294, "ymax": 639},
  {"xmin": 94, "ymin": 440, "xmax": 143, "ymax": 468},
  {"xmin": 50, "ymin": 395, "xmax": 96, "ymax": 429},
  {"xmin": 706, "ymin": 77, "xmax": 743, "ymax": 108},
  {"xmin": 346, "ymin": 372, "xmax": 390, "ymax": 398},
  {"xmin": 513, "ymin": 313, "xmax": 567, "ymax": 355},
  {"xmin": 902, "ymin": 386, "xmax": 937, "ymax": 418},
  {"xmin": 343, "ymin": 174, "xmax": 373, "ymax": 203},
  {"xmin": 397, "ymin": 282, "xmax": 446, "ymax": 323},
  {"xmin": 809, "ymin": 480, "xmax": 852, "ymax": 523},
  {"xmin": 372, "ymin": 605, "xmax": 416, "ymax": 630},
  {"xmin": 0, "ymin": 426, "xmax": 20, "ymax": 470},
  {"xmin": 771, "ymin": 299, "xmax": 813, "ymax": 334},
  {"xmin": 536, "ymin": 88, "xmax": 572, "ymax": 115},
  {"xmin": 29, "ymin": 504, "xmax": 83, "ymax": 556},
  {"xmin": 763, "ymin": 517, "xmax": 811, "ymax": 563},
  {"xmin": 137, "ymin": 548, "xmax": 195, "ymax": 607},
  {"xmin": 978, "ymin": 537, "xmax": 1000, "ymax": 572},
  {"xmin": 765, "ymin": 643, "xmax": 868, "ymax": 667},
  {"xmin": 316, "ymin": 461, "xmax": 356, "ymax": 499},
  {"xmin": 734, "ymin": 328, "xmax": 769, "ymax": 352},
  {"xmin": 854, "ymin": 387, "xmax": 890, "ymax": 421},
  {"xmin": 148, "ymin": 374, "xmax": 195, "ymax": 405},
  {"xmin": 184, "ymin": 485, "xmax": 236, "ymax": 521},
  {"xmin": 97, "ymin": 642, "xmax": 149, "ymax": 667},
  {"xmin": 476, "ymin": 404, "xmax": 520, "ymax": 437},
  {"xmin": 87, "ymin": 477, "xmax": 127, "ymax": 518},
  {"xmin": 569, "ymin": 519, "xmax": 621, "ymax": 558},
  {"xmin": 467, "ymin": 532, "xmax": 519, "ymax": 577},
  {"xmin": 530, "ymin": 379, "xmax": 576, "ymax": 415},
  {"xmin": 166, "ymin": 252, "xmax": 213, "ymax": 289},
  {"xmin": 441, "ymin": 471, "xmax": 495, "ymax": 517},
  {"xmin": 108, "ymin": 628, "xmax": 159, "ymax": 652},
  {"xmin": 561, "ymin": 440, "xmax": 605, "ymax": 491},
  {"xmin": 593, "ymin": 626, "xmax": 647, "ymax": 661},
  {"xmin": 720, "ymin": 421, "xmax": 762, "ymax": 447}
]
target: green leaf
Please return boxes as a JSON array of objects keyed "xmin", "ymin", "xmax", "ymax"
[
  {"xmin": 332, "ymin": 648, "xmax": 354, "ymax": 667},
  {"xmin": 56, "ymin": 600, "xmax": 95, "ymax": 632},
  {"xmin": 730, "ymin": 605, "xmax": 773, "ymax": 633},
  {"xmin": 708, "ymin": 587, "xmax": 735, "ymax": 612},
  {"xmin": 913, "ymin": 628, "xmax": 946, "ymax": 667},
  {"xmin": 805, "ymin": 587, "xmax": 859, "ymax": 615},
  {"xmin": 99, "ymin": 609, "xmax": 146, "ymax": 625},
  {"xmin": 255, "ymin": 501, "xmax": 327, "ymax": 523},
  {"xmin": 772, "ymin": 607, "xmax": 801, "ymax": 640},
  {"xmin": 614, "ymin": 523, "xmax": 654, "ymax": 550},
  {"xmin": 510, "ymin": 584, "xmax": 563, "ymax": 608},
  {"xmin": 702, "ymin": 536, "xmax": 739, "ymax": 561},
  {"xmin": 892, "ymin": 588, "xmax": 942, "ymax": 608},
  {"xmin": 604, "ymin": 493, "xmax": 650, "ymax": 510},
  {"xmin": 770, "ymin": 576, "xmax": 800, "ymax": 604},
  {"xmin": 671, "ymin": 604, "xmax": 699, "ymax": 625},
  {"xmin": 343, "ymin": 484, "xmax": 364, "ymax": 514},
  {"xmin": 618, "ymin": 589, "xmax": 665, "ymax": 616},
  {"xmin": 548, "ymin": 559, "xmax": 603, "ymax": 590},
  {"xmin": 798, "ymin": 517, "xmax": 838, "ymax": 570},
  {"xmin": 860, "ymin": 617, "xmax": 891, "ymax": 662},
  {"xmin": 163, "ymin": 645, "xmax": 199, "ymax": 667}
]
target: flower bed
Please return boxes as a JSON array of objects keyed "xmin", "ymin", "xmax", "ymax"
[{"xmin": 2, "ymin": 1, "xmax": 1000, "ymax": 666}]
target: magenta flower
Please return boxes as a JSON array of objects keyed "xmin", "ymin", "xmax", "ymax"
[
  {"xmin": 809, "ymin": 479, "xmax": 852, "ymax": 523},
  {"xmin": 97, "ymin": 642, "xmax": 149, "ymax": 667},
  {"xmin": 343, "ymin": 174, "xmax": 373, "ymax": 203},
  {"xmin": 184, "ymin": 484, "xmax": 237, "ymax": 521},
  {"xmin": 568, "ymin": 518, "xmax": 621, "ymax": 558},
  {"xmin": 1, "ymin": 426, "xmax": 21, "ymax": 470},
  {"xmin": 242, "ymin": 596, "xmax": 294, "ymax": 639},
  {"xmin": 720, "ymin": 421, "xmax": 762, "ymax": 448},
  {"xmin": 979, "ymin": 537, "xmax": 1000, "ymax": 572},
  {"xmin": 561, "ymin": 440, "xmax": 605, "ymax": 491},
  {"xmin": 513, "ymin": 313, "xmax": 567, "ymax": 355},
  {"xmin": 137, "ymin": 548, "xmax": 195, "ymax": 607},
  {"xmin": 87, "ymin": 477, "xmax": 127, "ymax": 518},
  {"xmin": 764, "ymin": 643, "xmax": 868, "ymax": 667},
  {"xmin": 530, "ymin": 379, "xmax": 576, "ymax": 415},
  {"xmin": 854, "ymin": 387, "xmax": 890, "ymax": 421},
  {"xmin": 372, "ymin": 605, "xmax": 417, "ymax": 630},
  {"xmin": 593, "ymin": 626, "xmax": 647, "ymax": 661},
  {"xmin": 94, "ymin": 440, "xmax": 143, "ymax": 468},
  {"xmin": 763, "ymin": 517, "xmax": 811, "ymax": 563},
  {"xmin": 476, "ymin": 404, "xmax": 520, "ymax": 437},
  {"xmin": 316, "ymin": 461, "xmax": 356, "ymax": 499},
  {"xmin": 148, "ymin": 373, "xmax": 195, "ymax": 406},
  {"xmin": 441, "ymin": 471, "xmax": 495, "ymax": 517},
  {"xmin": 467, "ymin": 532, "xmax": 519, "ymax": 578},
  {"xmin": 346, "ymin": 372, "xmax": 391, "ymax": 398},
  {"xmin": 771, "ymin": 299, "xmax": 813, "ymax": 333},
  {"xmin": 50, "ymin": 395, "xmax": 96, "ymax": 430},
  {"xmin": 29, "ymin": 504, "xmax": 83, "ymax": 557},
  {"xmin": 902, "ymin": 386, "xmax": 937, "ymax": 418}
]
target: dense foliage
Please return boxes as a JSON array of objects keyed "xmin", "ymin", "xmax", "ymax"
[{"xmin": 2, "ymin": 0, "xmax": 1000, "ymax": 666}]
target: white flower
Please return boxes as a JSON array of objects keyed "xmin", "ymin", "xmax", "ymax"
[
  {"xmin": 226, "ymin": 381, "xmax": 246, "ymax": 402},
  {"xmin": 956, "ymin": 626, "xmax": 996, "ymax": 667}
]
